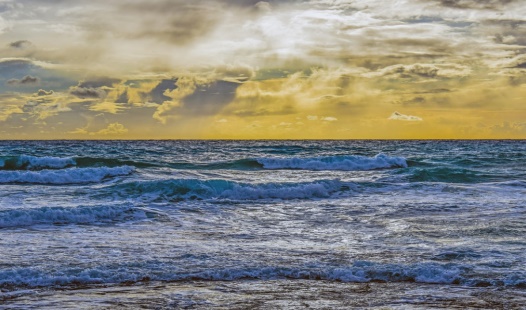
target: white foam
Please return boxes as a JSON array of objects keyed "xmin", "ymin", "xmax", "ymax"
[
  {"xmin": 257, "ymin": 153, "xmax": 407, "ymax": 171},
  {"xmin": 118, "ymin": 178, "xmax": 346, "ymax": 201},
  {"xmin": 188, "ymin": 263, "xmax": 461, "ymax": 284},
  {"xmin": 0, "ymin": 205, "xmax": 148, "ymax": 228},
  {"xmin": 0, "ymin": 262, "xmax": 464, "ymax": 289},
  {"xmin": 17, "ymin": 155, "xmax": 76, "ymax": 169},
  {"xmin": 221, "ymin": 179, "xmax": 344, "ymax": 200},
  {"xmin": 0, "ymin": 166, "xmax": 134, "ymax": 184}
]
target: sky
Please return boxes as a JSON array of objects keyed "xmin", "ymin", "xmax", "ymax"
[{"xmin": 0, "ymin": 0, "xmax": 525, "ymax": 139}]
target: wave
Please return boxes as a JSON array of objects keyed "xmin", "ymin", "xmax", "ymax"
[
  {"xmin": 2, "ymin": 261, "xmax": 523, "ymax": 289},
  {"xmin": 74, "ymin": 157, "xmax": 158, "ymax": 169},
  {"xmin": 0, "ymin": 166, "xmax": 134, "ymax": 185},
  {"xmin": 0, "ymin": 205, "xmax": 160, "ymax": 228},
  {"xmin": 0, "ymin": 155, "xmax": 76, "ymax": 170},
  {"xmin": 0, "ymin": 153, "xmax": 407, "ymax": 172},
  {"xmin": 0, "ymin": 155, "xmax": 159, "ymax": 171},
  {"xmin": 405, "ymin": 167, "xmax": 500, "ymax": 183},
  {"xmin": 256, "ymin": 154, "xmax": 407, "ymax": 171},
  {"xmin": 110, "ymin": 178, "xmax": 348, "ymax": 201}
]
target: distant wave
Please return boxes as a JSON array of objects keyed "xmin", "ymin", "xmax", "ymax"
[
  {"xmin": 0, "ymin": 155, "xmax": 158, "ymax": 171},
  {"xmin": 406, "ymin": 167, "xmax": 500, "ymax": 183},
  {"xmin": 0, "ymin": 166, "xmax": 134, "ymax": 184},
  {"xmin": 153, "ymin": 154, "xmax": 407, "ymax": 171},
  {"xmin": 110, "ymin": 178, "xmax": 349, "ymax": 201},
  {"xmin": 2, "ymin": 261, "xmax": 523, "ymax": 289},
  {"xmin": 0, "ymin": 155, "xmax": 76, "ymax": 170},
  {"xmin": 256, "ymin": 154, "xmax": 407, "ymax": 171},
  {"xmin": 0, "ymin": 205, "xmax": 160, "ymax": 228},
  {"xmin": 0, "ymin": 153, "xmax": 407, "ymax": 172}
]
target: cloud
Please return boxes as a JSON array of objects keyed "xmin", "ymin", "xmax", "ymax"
[
  {"xmin": 306, "ymin": 115, "xmax": 337, "ymax": 121},
  {"xmin": 115, "ymin": 90, "xmax": 129, "ymax": 104},
  {"xmin": 148, "ymin": 79, "xmax": 178, "ymax": 104},
  {"xmin": 36, "ymin": 89, "xmax": 54, "ymax": 96},
  {"xmin": 373, "ymin": 64, "xmax": 439, "ymax": 79},
  {"xmin": 96, "ymin": 122, "xmax": 128, "ymax": 135},
  {"xmin": 154, "ymin": 77, "xmax": 242, "ymax": 122},
  {"xmin": 70, "ymin": 86, "xmax": 107, "ymax": 99},
  {"xmin": 9, "ymin": 40, "xmax": 33, "ymax": 49},
  {"xmin": 69, "ymin": 78, "xmax": 119, "ymax": 99},
  {"xmin": 78, "ymin": 77, "xmax": 120, "ymax": 88},
  {"xmin": 388, "ymin": 111, "xmax": 423, "ymax": 121},
  {"xmin": 89, "ymin": 101, "xmax": 126, "ymax": 114},
  {"xmin": 181, "ymin": 80, "xmax": 240, "ymax": 115},
  {"xmin": 430, "ymin": 0, "xmax": 519, "ymax": 10},
  {"xmin": 0, "ymin": 105, "xmax": 23, "ymax": 122},
  {"xmin": 490, "ymin": 121, "xmax": 526, "ymax": 134},
  {"xmin": 70, "ymin": 122, "xmax": 129, "ymax": 136},
  {"xmin": 6, "ymin": 75, "xmax": 40, "ymax": 85},
  {"xmin": 0, "ymin": 58, "xmax": 77, "ymax": 93},
  {"xmin": 212, "ymin": 64, "xmax": 255, "ymax": 82},
  {"xmin": 23, "ymin": 95, "xmax": 74, "ymax": 120},
  {"xmin": 255, "ymin": 1, "xmax": 271, "ymax": 12}
]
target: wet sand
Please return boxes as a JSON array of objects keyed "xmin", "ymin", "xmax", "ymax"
[{"xmin": 3, "ymin": 280, "xmax": 526, "ymax": 309}]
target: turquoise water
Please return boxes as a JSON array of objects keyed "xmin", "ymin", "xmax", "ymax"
[{"xmin": 0, "ymin": 140, "xmax": 525, "ymax": 308}]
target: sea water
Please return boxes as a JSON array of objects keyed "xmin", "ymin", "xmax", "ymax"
[{"xmin": 0, "ymin": 140, "xmax": 525, "ymax": 309}]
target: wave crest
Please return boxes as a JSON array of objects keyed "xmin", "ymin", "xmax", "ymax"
[
  {"xmin": 112, "ymin": 178, "xmax": 347, "ymax": 201},
  {"xmin": 0, "ymin": 205, "xmax": 157, "ymax": 228},
  {"xmin": 0, "ymin": 155, "xmax": 76, "ymax": 170},
  {"xmin": 0, "ymin": 166, "xmax": 134, "ymax": 184},
  {"xmin": 257, "ymin": 154, "xmax": 407, "ymax": 171},
  {"xmin": 3, "ymin": 261, "xmax": 525, "ymax": 289}
]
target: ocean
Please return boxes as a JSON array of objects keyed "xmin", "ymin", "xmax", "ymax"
[{"xmin": 0, "ymin": 140, "xmax": 525, "ymax": 309}]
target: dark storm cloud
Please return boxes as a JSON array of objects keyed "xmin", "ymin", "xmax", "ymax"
[
  {"xmin": 149, "ymin": 79, "xmax": 178, "ymax": 104},
  {"xmin": 6, "ymin": 75, "xmax": 40, "ymax": 85},
  {"xmin": 154, "ymin": 78, "xmax": 243, "ymax": 121},
  {"xmin": 180, "ymin": 80, "xmax": 240, "ymax": 115},
  {"xmin": 115, "ymin": 90, "xmax": 129, "ymax": 104}
]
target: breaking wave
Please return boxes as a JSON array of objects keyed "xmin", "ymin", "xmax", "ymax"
[
  {"xmin": 110, "ymin": 178, "xmax": 348, "ymax": 201},
  {"xmin": 0, "ymin": 166, "xmax": 134, "ymax": 184},
  {"xmin": 256, "ymin": 154, "xmax": 407, "ymax": 171},
  {"xmin": 0, "ymin": 205, "xmax": 160, "ymax": 228},
  {"xmin": 0, "ymin": 155, "xmax": 76, "ymax": 170},
  {"xmin": 2, "ymin": 261, "xmax": 523, "ymax": 289},
  {"xmin": 0, "ymin": 154, "xmax": 408, "ymax": 172}
]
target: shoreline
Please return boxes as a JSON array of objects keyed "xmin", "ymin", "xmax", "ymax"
[{"xmin": 3, "ymin": 280, "xmax": 526, "ymax": 309}]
